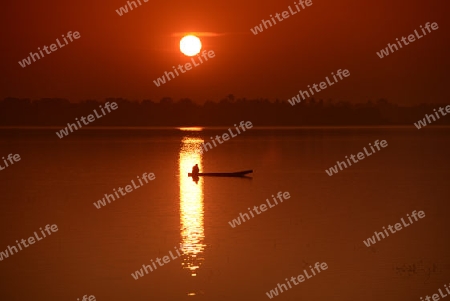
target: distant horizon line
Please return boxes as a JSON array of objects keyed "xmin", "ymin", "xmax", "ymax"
[
  {"xmin": 0, "ymin": 97, "xmax": 447, "ymax": 106},
  {"xmin": 2, "ymin": 125, "xmax": 450, "ymax": 131}
]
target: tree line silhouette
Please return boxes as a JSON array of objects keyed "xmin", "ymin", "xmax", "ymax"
[{"xmin": 0, "ymin": 96, "xmax": 448, "ymax": 126}]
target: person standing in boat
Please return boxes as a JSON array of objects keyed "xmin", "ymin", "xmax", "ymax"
[{"xmin": 192, "ymin": 164, "xmax": 199, "ymax": 176}]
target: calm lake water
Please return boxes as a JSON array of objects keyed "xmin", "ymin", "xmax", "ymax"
[{"xmin": 0, "ymin": 127, "xmax": 449, "ymax": 301}]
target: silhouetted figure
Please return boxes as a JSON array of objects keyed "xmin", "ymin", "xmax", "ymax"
[
  {"xmin": 192, "ymin": 164, "xmax": 199, "ymax": 176},
  {"xmin": 191, "ymin": 174, "xmax": 199, "ymax": 184}
]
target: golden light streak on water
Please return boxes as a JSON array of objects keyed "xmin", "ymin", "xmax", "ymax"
[{"xmin": 179, "ymin": 136, "xmax": 205, "ymax": 277}]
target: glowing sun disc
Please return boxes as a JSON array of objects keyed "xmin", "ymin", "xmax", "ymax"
[{"xmin": 180, "ymin": 35, "xmax": 202, "ymax": 56}]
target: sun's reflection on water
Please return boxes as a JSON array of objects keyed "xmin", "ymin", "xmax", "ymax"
[{"xmin": 179, "ymin": 136, "xmax": 205, "ymax": 277}]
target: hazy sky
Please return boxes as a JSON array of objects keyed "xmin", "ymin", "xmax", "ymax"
[{"xmin": 1, "ymin": 0, "xmax": 449, "ymax": 104}]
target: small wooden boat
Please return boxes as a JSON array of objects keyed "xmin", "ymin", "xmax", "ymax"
[{"xmin": 188, "ymin": 170, "xmax": 253, "ymax": 177}]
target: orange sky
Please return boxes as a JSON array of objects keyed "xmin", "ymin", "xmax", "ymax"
[{"xmin": 1, "ymin": 0, "xmax": 449, "ymax": 104}]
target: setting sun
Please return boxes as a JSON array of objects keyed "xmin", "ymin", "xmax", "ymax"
[{"xmin": 180, "ymin": 35, "xmax": 202, "ymax": 56}]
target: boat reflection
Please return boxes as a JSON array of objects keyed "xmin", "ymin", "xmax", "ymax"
[{"xmin": 179, "ymin": 136, "xmax": 206, "ymax": 277}]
